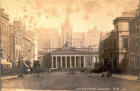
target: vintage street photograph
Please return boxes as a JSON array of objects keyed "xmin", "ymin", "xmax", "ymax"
[{"xmin": 0, "ymin": 0, "xmax": 140, "ymax": 91}]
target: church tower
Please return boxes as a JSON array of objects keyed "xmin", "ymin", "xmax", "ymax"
[
  {"xmin": 136, "ymin": 0, "xmax": 140, "ymax": 16},
  {"xmin": 61, "ymin": 0, "xmax": 72, "ymax": 47}
]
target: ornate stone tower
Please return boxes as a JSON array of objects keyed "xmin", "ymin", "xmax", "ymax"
[
  {"xmin": 61, "ymin": 0, "xmax": 72, "ymax": 47},
  {"xmin": 136, "ymin": 0, "xmax": 140, "ymax": 16}
]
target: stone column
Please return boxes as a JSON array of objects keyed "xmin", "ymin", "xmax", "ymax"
[
  {"xmin": 95, "ymin": 56, "xmax": 97, "ymax": 63},
  {"xmin": 56, "ymin": 56, "xmax": 58, "ymax": 68},
  {"xmin": 65, "ymin": 56, "xmax": 67, "ymax": 69},
  {"xmin": 74, "ymin": 56, "xmax": 76, "ymax": 68},
  {"xmin": 70, "ymin": 56, "xmax": 72, "ymax": 68},
  {"xmin": 79, "ymin": 56, "xmax": 81, "ymax": 68},
  {"xmin": 92, "ymin": 56, "xmax": 94, "ymax": 67},
  {"xmin": 93, "ymin": 56, "xmax": 95, "ymax": 63},
  {"xmin": 134, "ymin": 60, "xmax": 135, "ymax": 68},
  {"xmin": 83, "ymin": 56, "xmax": 86, "ymax": 68},
  {"xmin": 60, "ymin": 56, "xmax": 62, "ymax": 68},
  {"xmin": 51, "ymin": 56, "xmax": 53, "ymax": 68}
]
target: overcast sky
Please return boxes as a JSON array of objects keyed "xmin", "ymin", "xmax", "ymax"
[{"xmin": 1, "ymin": 0, "xmax": 139, "ymax": 32}]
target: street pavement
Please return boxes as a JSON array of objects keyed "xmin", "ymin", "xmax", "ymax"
[
  {"xmin": 113, "ymin": 74, "xmax": 139, "ymax": 81},
  {"xmin": 1, "ymin": 72, "xmax": 140, "ymax": 91}
]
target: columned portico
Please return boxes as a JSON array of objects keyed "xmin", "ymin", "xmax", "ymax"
[
  {"xmin": 50, "ymin": 47, "xmax": 96, "ymax": 70},
  {"xmin": 51, "ymin": 55, "xmax": 86, "ymax": 69}
]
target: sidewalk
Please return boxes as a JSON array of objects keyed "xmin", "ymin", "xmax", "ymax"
[
  {"xmin": 1, "ymin": 75, "xmax": 18, "ymax": 80},
  {"xmin": 1, "ymin": 73, "xmax": 42, "ymax": 80},
  {"xmin": 113, "ymin": 74, "xmax": 140, "ymax": 81}
]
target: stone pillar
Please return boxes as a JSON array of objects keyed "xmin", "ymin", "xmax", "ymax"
[
  {"xmin": 74, "ymin": 56, "xmax": 76, "ymax": 68},
  {"xmin": 60, "ymin": 56, "xmax": 62, "ymax": 68},
  {"xmin": 65, "ymin": 56, "xmax": 67, "ymax": 69},
  {"xmin": 56, "ymin": 56, "xmax": 58, "ymax": 68},
  {"xmin": 51, "ymin": 56, "xmax": 53, "ymax": 68},
  {"xmin": 93, "ymin": 56, "xmax": 95, "ymax": 63},
  {"xmin": 84, "ymin": 56, "xmax": 86, "ymax": 68},
  {"xmin": 134, "ymin": 60, "xmax": 135, "ymax": 68},
  {"xmin": 95, "ymin": 57, "xmax": 97, "ymax": 63},
  {"xmin": 70, "ymin": 56, "xmax": 72, "ymax": 68},
  {"xmin": 92, "ymin": 56, "xmax": 94, "ymax": 67},
  {"xmin": 79, "ymin": 56, "xmax": 81, "ymax": 68}
]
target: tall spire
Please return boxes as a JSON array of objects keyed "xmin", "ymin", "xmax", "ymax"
[
  {"xmin": 138, "ymin": 0, "xmax": 140, "ymax": 8},
  {"xmin": 136, "ymin": 0, "xmax": 140, "ymax": 16},
  {"xmin": 139, "ymin": 0, "xmax": 140, "ymax": 8},
  {"xmin": 66, "ymin": 0, "xmax": 71, "ymax": 16},
  {"xmin": 61, "ymin": 0, "xmax": 72, "ymax": 47},
  {"xmin": 65, "ymin": 0, "xmax": 71, "ymax": 24}
]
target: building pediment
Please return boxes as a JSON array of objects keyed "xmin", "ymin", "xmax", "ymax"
[
  {"xmin": 51, "ymin": 47, "xmax": 94, "ymax": 55},
  {"xmin": 51, "ymin": 47, "xmax": 81, "ymax": 54}
]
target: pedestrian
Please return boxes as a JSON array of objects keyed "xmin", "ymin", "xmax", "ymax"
[
  {"xmin": 36, "ymin": 63, "xmax": 41, "ymax": 77},
  {"xmin": 18, "ymin": 59, "xmax": 24, "ymax": 78},
  {"xmin": 33, "ymin": 61, "xmax": 41, "ymax": 77},
  {"xmin": 30, "ymin": 67, "xmax": 33, "ymax": 74}
]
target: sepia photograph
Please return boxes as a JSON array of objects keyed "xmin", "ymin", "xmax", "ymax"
[{"xmin": 0, "ymin": 0, "xmax": 140, "ymax": 91}]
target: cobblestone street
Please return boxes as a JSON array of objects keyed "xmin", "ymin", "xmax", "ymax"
[{"xmin": 1, "ymin": 72, "xmax": 140, "ymax": 91}]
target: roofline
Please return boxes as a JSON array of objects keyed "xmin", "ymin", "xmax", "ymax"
[
  {"xmin": 130, "ymin": 15, "xmax": 140, "ymax": 23},
  {"xmin": 113, "ymin": 17, "xmax": 134, "ymax": 25}
]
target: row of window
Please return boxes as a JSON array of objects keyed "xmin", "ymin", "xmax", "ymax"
[
  {"xmin": 14, "ymin": 37, "xmax": 34, "ymax": 59},
  {"xmin": 108, "ymin": 37, "xmax": 128, "ymax": 49},
  {"xmin": 0, "ymin": 23, "xmax": 10, "ymax": 58},
  {"xmin": 130, "ymin": 23, "xmax": 140, "ymax": 35},
  {"xmin": 129, "ymin": 56, "xmax": 140, "ymax": 68},
  {"xmin": 129, "ymin": 37, "xmax": 140, "ymax": 51},
  {"xmin": 0, "ymin": 23, "xmax": 9, "ymax": 37}
]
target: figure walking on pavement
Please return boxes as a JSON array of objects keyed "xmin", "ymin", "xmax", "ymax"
[{"xmin": 33, "ymin": 61, "xmax": 41, "ymax": 77}]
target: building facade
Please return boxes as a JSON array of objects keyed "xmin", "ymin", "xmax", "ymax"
[
  {"xmin": 99, "ymin": 13, "xmax": 135, "ymax": 72},
  {"xmin": 129, "ymin": 1, "xmax": 140, "ymax": 74},
  {"xmin": 45, "ymin": 29, "xmax": 61, "ymax": 50},
  {"xmin": 72, "ymin": 32, "xmax": 85, "ymax": 48},
  {"xmin": 86, "ymin": 26, "xmax": 100, "ymax": 47},
  {"xmin": 112, "ymin": 15, "xmax": 134, "ymax": 68},
  {"xmin": 0, "ymin": 8, "xmax": 11, "ymax": 74},
  {"xmin": 9, "ymin": 21, "xmax": 35, "ymax": 67},
  {"xmin": 37, "ymin": 28, "xmax": 61, "ymax": 52},
  {"xmin": 43, "ymin": 46, "xmax": 99, "ymax": 70}
]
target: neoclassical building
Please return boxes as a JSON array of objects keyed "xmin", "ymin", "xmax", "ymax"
[{"xmin": 47, "ymin": 44, "xmax": 98, "ymax": 69}]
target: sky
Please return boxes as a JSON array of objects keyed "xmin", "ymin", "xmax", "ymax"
[{"xmin": 1, "ymin": 0, "xmax": 139, "ymax": 32}]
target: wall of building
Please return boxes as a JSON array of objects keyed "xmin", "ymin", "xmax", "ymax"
[
  {"xmin": 0, "ymin": 8, "xmax": 10, "ymax": 60},
  {"xmin": 9, "ymin": 21, "xmax": 35, "ymax": 68},
  {"xmin": 129, "ymin": 15, "xmax": 140, "ymax": 74}
]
